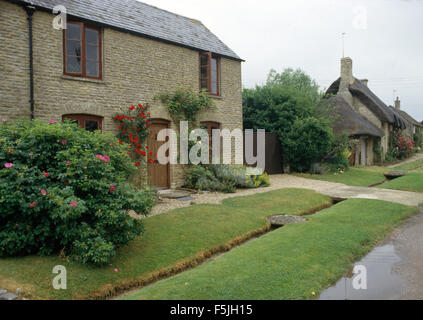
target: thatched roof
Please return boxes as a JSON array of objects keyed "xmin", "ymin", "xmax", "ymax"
[
  {"xmin": 324, "ymin": 96, "xmax": 385, "ymax": 138},
  {"xmin": 389, "ymin": 107, "xmax": 423, "ymax": 129},
  {"xmin": 326, "ymin": 78, "xmax": 407, "ymax": 129}
]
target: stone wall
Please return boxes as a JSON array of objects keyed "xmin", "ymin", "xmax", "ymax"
[{"xmin": 0, "ymin": 1, "xmax": 243, "ymax": 188}]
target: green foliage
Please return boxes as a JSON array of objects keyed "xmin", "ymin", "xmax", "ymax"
[
  {"xmin": 324, "ymin": 133, "xmax": 352, "ymax": 171},
  {"xmin": 0, "ymin": 120, "xmax": 155, "ymax": 265},
  {"xmin": 243, "ymin": 68, "xmax": 333, "ymax": 172},
  {"xmin": 413, "ymin": 132, "xmax": 422, "ymax": 149},
  {"xmin": 184, "ymin": 165, "xmax": 269, "ymax": 193},
  {"xmin": 285, "ymin": 117, "xmax": 333, "ymax": 172},
  {"xmin": 373, "ymin": 139, "xmax": 383, "ymax": 164},
  {"xmin": 155, "ymin": 87, "xmax": 213, "ymax": 125}
]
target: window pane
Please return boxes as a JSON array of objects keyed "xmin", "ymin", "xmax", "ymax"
[
  {"xmin": 200, "ymin": 54, "xmax": 209, "ymax": 90},
  {"xmin": 211, "ymin": 58, "xmax": 218, "ymax": 94},
  {"xmin": 66, "ymin": 56, "xmax": 81, "ymax": 73},
  {"xmin": 66, "ymin": 23, "xmax": 81, "ymax": 40},
  {"xmin": 86, "ymin": 60, "xmax": 99, "ymax": 77},
  {"xmin": 85, "ymin": 28, "xmax": 99, "ymax": 45},
  {"xmin": 66, "ymin": 40, "xmax": 81, "ymax": 57},
  {"xmin": 85, "ymin": 120, "xmax": 99, "ymax": 132},
  {"xmin": 86, "ymin": 44, "xmax": 99, "ymax": 60}
]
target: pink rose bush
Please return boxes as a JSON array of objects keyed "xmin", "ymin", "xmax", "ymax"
[{"xmin": 0, "ymin": 119, "xmax": 155, "ymax": 265}]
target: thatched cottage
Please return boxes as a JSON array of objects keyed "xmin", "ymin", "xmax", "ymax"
[
  {"xmin": 390, "ymin": 97, "xmax": 422, "ymax": 138},
  {"xmin": 0, "ymin": 0, "xmax": 243, "ymax": 189},
  {"xmin": 325, "ymin": 57, "xmax": 406, "ymax": 165}
]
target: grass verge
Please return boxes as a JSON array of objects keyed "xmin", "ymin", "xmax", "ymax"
[
  {"xmin": 0, "ymin": 188, "xmax": 331, "ymax": 300},
  {"xmin": 392, "ymin": 158, "xmax": 423, "ymax": 171},
  {"xmin": 122, "ymin": 199, "xmax": 417, "ymax": 300},
  {"xmin": 294, "ymin": 167, "xmax": 387, "ymax": 187},
  {"xmin": 378, "ymin": 172, "xmax": 423, "ymax": 192}
]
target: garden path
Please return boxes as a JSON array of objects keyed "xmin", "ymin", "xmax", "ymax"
[{"xmin": 145, "ymin": 175, "xmax": 423, "ymax": 218}]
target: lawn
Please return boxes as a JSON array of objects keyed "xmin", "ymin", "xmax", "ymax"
[
  {"xmin": 391, "ymin": 158, "xmax": 423, "ymax": 171},
  {"xmin": 123, "ymin": 199, "xmax": 417, "ymax": 300},
  {"xmin": 378, "ymin": 172, "xmax": 423, "ymax": 193},
  {"xmin": 0, "ymin": 188, "xmax": 331, "ymax": 300},
  {"xmin": 294, "ymin": 167, "xmax": 387, "ymax": 187}
]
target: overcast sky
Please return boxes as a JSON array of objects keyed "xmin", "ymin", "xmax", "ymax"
[{"xmin": 141, "ymin": 0, "xmax": 423, "ymax": 121}]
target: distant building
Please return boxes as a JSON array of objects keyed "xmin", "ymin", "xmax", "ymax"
[
  {"xmin": 325, "ymin": 57, "xmax": 406, "ymax": 165},
  {"xmin": 390, "ymin": 97, "xmax": 422, "ymax": 138}
]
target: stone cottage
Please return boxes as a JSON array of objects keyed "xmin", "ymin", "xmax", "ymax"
[
  {"xmin": 325, "ymin": 57, "xmax": 406, "ymax": 165},
  {"xmin": 390, "ymin": 97, "xmax": 422, "ymax": 139},
  {"xmin": 0, "ymin": 0, "xmax": 244, "ymax": 188}
]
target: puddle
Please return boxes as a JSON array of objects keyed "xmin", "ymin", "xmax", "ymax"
[{"xmin": 319, "ymin": 244, "xmax": 405, "ymax": 300}]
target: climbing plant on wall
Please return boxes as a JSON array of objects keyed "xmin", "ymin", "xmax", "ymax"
[
  {"xmin": 112, "ymin": 104, "xmax": 155, "ymax": 167},
  {"xmin": 155, "ymin": 87, "xmax": 213, "ymax": 126}
]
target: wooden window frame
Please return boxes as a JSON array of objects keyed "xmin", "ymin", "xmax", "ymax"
[
  {"xmin": 201, "ymin": 121, "xmax": 221, "ymax": 159},
  {"xmin": 62, "ymin": 114, "xmax": 103, "ymax": 132},
  {"xmin": 63, "ymin": 22, "xmax": 102, "ymax": 80},
  {"xmin": 199, "ymin": 52, "xmax": 220, "ymax": 96}
]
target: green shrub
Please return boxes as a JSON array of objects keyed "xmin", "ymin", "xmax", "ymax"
[
  {"xmin": 323, "ymin": 134, "xmax": 352, "ymax": 171},
  {"xmin": 285, "ymin": 117, "xmax": 333, "ymax": 172},
  {"xmin": 0, "ymin": 120, "xmax": 155, "ymax": 265},
  {"xmin": 184, "ymin": 165, "xmax": 269, "ymax": 193}
]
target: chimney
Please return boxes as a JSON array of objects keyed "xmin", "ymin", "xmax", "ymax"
[
  {"xmin": 395, "ymin": 97, "xmax": 401, "ymax": 110},
  {"xmin": 338, "ymin": 57, "xmax": 354, "ymax": 106},
  {"xmin": 360, "ymin": 79, "xmax": 368, "ymax": 87}
]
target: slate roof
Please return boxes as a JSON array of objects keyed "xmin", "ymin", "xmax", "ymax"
[
  {"xmin": 324, "ymin": 96, "xmax": 385, "ymax": 138},
  {"xmin": 16, "ymin": 0, "xmax": 242, "ymax": 60},
  {"xmin": 326, "ymin": 78, "xmax": 407, "ymax": 129}
]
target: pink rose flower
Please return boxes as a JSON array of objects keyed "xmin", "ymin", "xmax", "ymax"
[
  {"xmin": 70, "ymin": 201, "xmax": 77, "ymax": 207},
  {"xmin": 43, "ymin": 172, "xmax": 49, "ymax": 178},
  {"xmin": 4, "ymin": 163, "xmax": 13, "ymax": 168},
  {"xmin": 114, "ymin": 269, "xmax": 119, "ymax": 273},
  {"xmin": 29, "ymin": 201, "xmax": 37, "ymax": 208},
  {"xmin": 66, "ymin": 161, "xmax": 72, "ymax": 166},
  {"xmin": 41, "ymin": 189, "xmax": 47, "ymax": 196},
  {"xmin": 1, "ymin": 119, "xmax": 6, "ymax": 123},
  {"xmin": 62, "ymin": 140, "xmax": 67, "ymax": 145},
  {"xmin": 49, "ymin": 120, "xmax": 55, "ymax": 124},
  {"xmin": 110, "ymin": 184, "xmax": 116, "ymax": 192}
]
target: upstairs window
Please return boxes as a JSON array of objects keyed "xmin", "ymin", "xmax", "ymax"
[
  {"xmin": 200, "ymin": 52, "xmax": 219, "ymax": 95},
  {"xmin": 64, "ymin": 22, "xmax": 102, "ymax": 79}
]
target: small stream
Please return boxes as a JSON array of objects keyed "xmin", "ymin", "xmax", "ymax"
[{"xmin": 319, "ymin": 244, "xmax": 405, "ymax": 300}]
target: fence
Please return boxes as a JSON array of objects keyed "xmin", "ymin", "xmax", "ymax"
[{"xmin": 243, "ymin": 131, "xmax": 283, "ymax": 174}]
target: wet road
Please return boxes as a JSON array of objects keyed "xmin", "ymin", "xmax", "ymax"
[{"xmin": 320, "ymin": 209, "xmax": 423, "ymax": 300}]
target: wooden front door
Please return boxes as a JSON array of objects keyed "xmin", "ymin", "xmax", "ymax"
[{"xmin": 147, "ymin": 119, "xmax": 170, "ymax": 189}]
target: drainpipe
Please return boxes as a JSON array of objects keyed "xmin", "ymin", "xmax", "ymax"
[{"xmin": 24, "ymin": 5, "xmax": 36, "ymax": 120}]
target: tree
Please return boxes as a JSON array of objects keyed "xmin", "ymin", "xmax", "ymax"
[{"xmin": 243, "ymin": 68, "xmax": 333, "ymax": 172}]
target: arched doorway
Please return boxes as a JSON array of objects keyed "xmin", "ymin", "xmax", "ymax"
[{"xmin": 147, "ymin": 119, "xmax": 170, "ymax": 189}]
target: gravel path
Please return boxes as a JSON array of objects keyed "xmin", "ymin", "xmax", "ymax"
[{"xmin": 148, "ymin": 174, "xmax": 423, "ymax": 217}]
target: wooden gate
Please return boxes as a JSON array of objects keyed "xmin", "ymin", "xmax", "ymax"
[
  {"xmin": 147, "ymin": 119, "xmax": 170, "ymax": 189},
  {"xmin": 243, "ymin": 132, "xmax": 283, "ymax": 174}
]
